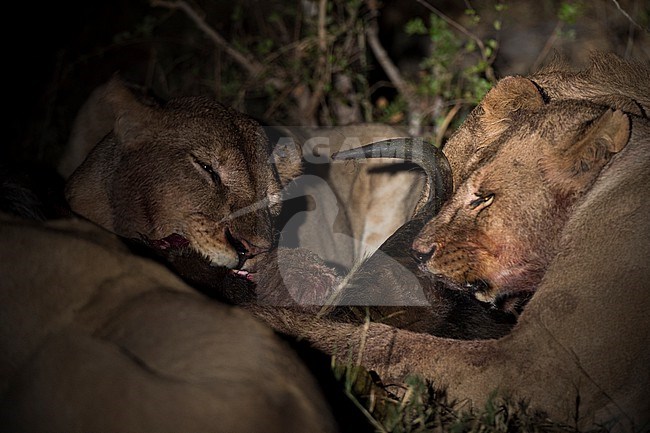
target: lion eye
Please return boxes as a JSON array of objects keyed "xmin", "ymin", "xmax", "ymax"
[
  {"xmin": 193, "ymin": 157, "xmax": 221, "ymax": 185},
  {"xmin": 469, "ymin": 193, "xmax": 494, "ymax": 210}
]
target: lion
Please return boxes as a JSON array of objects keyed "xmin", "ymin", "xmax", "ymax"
[
  {"xmin": 253, "ymin": 96, "xmax": 650, "ymax": 431},
  {"xmin": 258, "ymin": 139, "xmax": 517, "ymax": 339},
  {"xmin": 60, "ymin": 83, "xmax": 429, "ymax": 272},
  {"xmin": 57, "ymin": 80, "xmax": 157, "ymax": 179},
  {"xmin": 0, "ymin": 214, "xmax": 338, "ymax": 432},
  {"xmin": 412, "ymin": 94, "xmax": 631, "ymax": 305},
  {"xmin": 65, "ymin": 77, "xmax": 302, "ymax": 284},
  {"xmin": 319, "ymin": 53, "xmax": 649, "ymax": 310},
  {"xmin": 266, "ymin": 55, "xmax": 650, "ymax": 337},
  {"xmin": 409, "ymin": 53, "xmax": 649, "ymax": 306}
]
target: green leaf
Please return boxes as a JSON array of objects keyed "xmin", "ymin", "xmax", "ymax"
[
  {"xmin": 558, "ymin": 1, "xmax": 584, "ymax": 25},
  {"xmin": 405, "ymin": 18, "xmax": 427, "ymax": 35}
]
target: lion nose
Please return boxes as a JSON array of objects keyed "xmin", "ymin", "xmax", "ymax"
[
  {"xmin": 411, "ymin": 243, "xmax": 437, "ymax": 263},
  {"xmin": 225, "ymin": 228, "xmax": 270, "ymax": 268}
]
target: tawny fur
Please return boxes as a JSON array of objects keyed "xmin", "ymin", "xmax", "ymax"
[
  {"xmin": 0, "ymin": 214, "xmax": 338, "ymax": 433},
  {"xmin": 65, "ymin": 77, "xmax": 302, "ymax": 271},
  {"xmin": 413, "ymin": 100, "xmax": 631, "ymax": 303},
  {"xmin": 414, "ymin": 52, "xmax": 649, "ymax": 304},
  {"xmin": 253, "ymin": 107, "xmax": 650, "ymax": 430},
  {"xmin": 251, "ymin": 54, "xmax": 650, "ymax": 431},
  {"xmin": 443, "ymin": 52, "xmax": 649, "ymax": 187}
]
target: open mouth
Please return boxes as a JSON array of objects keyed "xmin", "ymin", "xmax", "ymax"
[
  {"xmin": 230, "ymin": 268, "xmax": 254, "ymax": 281},
  {"xmin": 459, "ymin": 278, "xmax": 492, "ymax": 299},
  {"xmin": 149, "ymin": 233, "xmax": 191, "ymax": 250},
  {"xmin": 424, "ymin": 271, "xmax": 496, "ymax": 302},
  {"xmin": 463, "ymin": 280, "xmax": 497, "ymax": 303},
  {"xmin": 149, "ymin": 233, "xmax": 256, "ymax": 281},
  {"xmin": 462, "ymin": 279, "xmax": 491, "ymax": 294}
]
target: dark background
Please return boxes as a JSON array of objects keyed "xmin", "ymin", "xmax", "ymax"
[{"xmin": 4, "ymin": 0, "xmax": 648, "ymax": 172}]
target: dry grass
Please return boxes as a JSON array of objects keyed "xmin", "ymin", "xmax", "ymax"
[{"xmin": 332, "ymin": 361, "xmax": 614, "ymax": 433}]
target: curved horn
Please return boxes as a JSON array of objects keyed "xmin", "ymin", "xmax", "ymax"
[{"xmin": 332, "ymin": 138, "xmax": 453, "ymax": 216}]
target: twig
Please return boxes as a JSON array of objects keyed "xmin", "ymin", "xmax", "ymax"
[
  {"xmin": 435, "ymin": 102, "xmax": 462, "ymax": 147},
  {"xmin": 365, "ymin": 6, "xmax": 411, "ymax": 102},
  {"xmin": 611, "ymin": 0, "xmax": 644, "ymax": 31},
  {"xmin": 365, "ymin": 0, "xmax": 424, "ymax": 134},
  {"xmin": 531, "ymin": 20, "xmax": 563, "ymax": 73},
  {"xmin": 306, "ymin": 0, "xmax": 330, "ymax": 122},
  {"xmin": 318, "ymin": 0, "xmax": 327, "ymax": 53},
  {"xmin": 151, "ymin": 0, "xmax": 264, "ymax": 77},
  {"xmin": 414, "ymin": 0, "xmax": 487, "ymax": 60}
]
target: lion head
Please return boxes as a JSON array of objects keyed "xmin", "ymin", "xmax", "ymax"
[
  {"xmin": 408, "ymin": 54, "xmax": 649, "ymax": 307},
  {"xmin": 411, "ymin": 95, "xmax": 631, "ymax": 304},
  {"xmin": 65, "ymin": 77, "xmax": 302, "ymax": 276},
  {"xmin": 444, "ymin": 52, "xmax": 648, "ymax": 188}
]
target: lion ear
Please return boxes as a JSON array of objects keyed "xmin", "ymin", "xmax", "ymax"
[
  {"xmin": 482, "ymin": 76, "xmax": 546, "ymax": 124},
  {"xmin": 105, "ymin": 75, "xmax": 155, "ymax": 147},
  {"xmin": 271, "ymin": 137, "xmax": 303, "ymax": 186},
  {"xmin": 542, "ymin": 109, "xmax": 630, "ymax": 195}
]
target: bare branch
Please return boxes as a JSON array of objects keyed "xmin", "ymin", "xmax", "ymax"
[
  {"xmin": 365, "ymin": 6, "xmax": 411, "ymax": 100},
  {"xmin": 435, "ymin": 102, "xmax": 462, "ymax": 147},
  {"xmin": 531, "ymin": 20, "xmax": 563, "ymax": 73},
  {"xmin": 151, "ymin": 0, "xmax": 264, "ymax": 77},
  {"xmin": 318, "ymin": 0, "xmax": 328, "ymax": 53},
  {"xmin": 611, "ymin": 0, "xmax": 644, "ymax": 31},
  {"xmin": 366, "ymin": 1, "xmax": 426, "ymax": 135},
  {"xmin": 305, "ymin": 0, "xmax": 330, "ymax": 122}
]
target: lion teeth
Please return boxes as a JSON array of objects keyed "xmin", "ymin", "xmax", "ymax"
[{"xmin": 231, "ymin": 269, "xmax": 254, "ymax": 281}]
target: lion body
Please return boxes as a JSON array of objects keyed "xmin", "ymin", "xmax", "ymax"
[
  {"xmin": 386, "ymin": 112, "xmax": 650, "ymax": 428},
  {"xmin": 0, "ymin": 214, "xmax": 337, "ymax": 432},
  {"xmin": 255, "ymin": 106, "xmax": 650, "ymax": 430}
]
